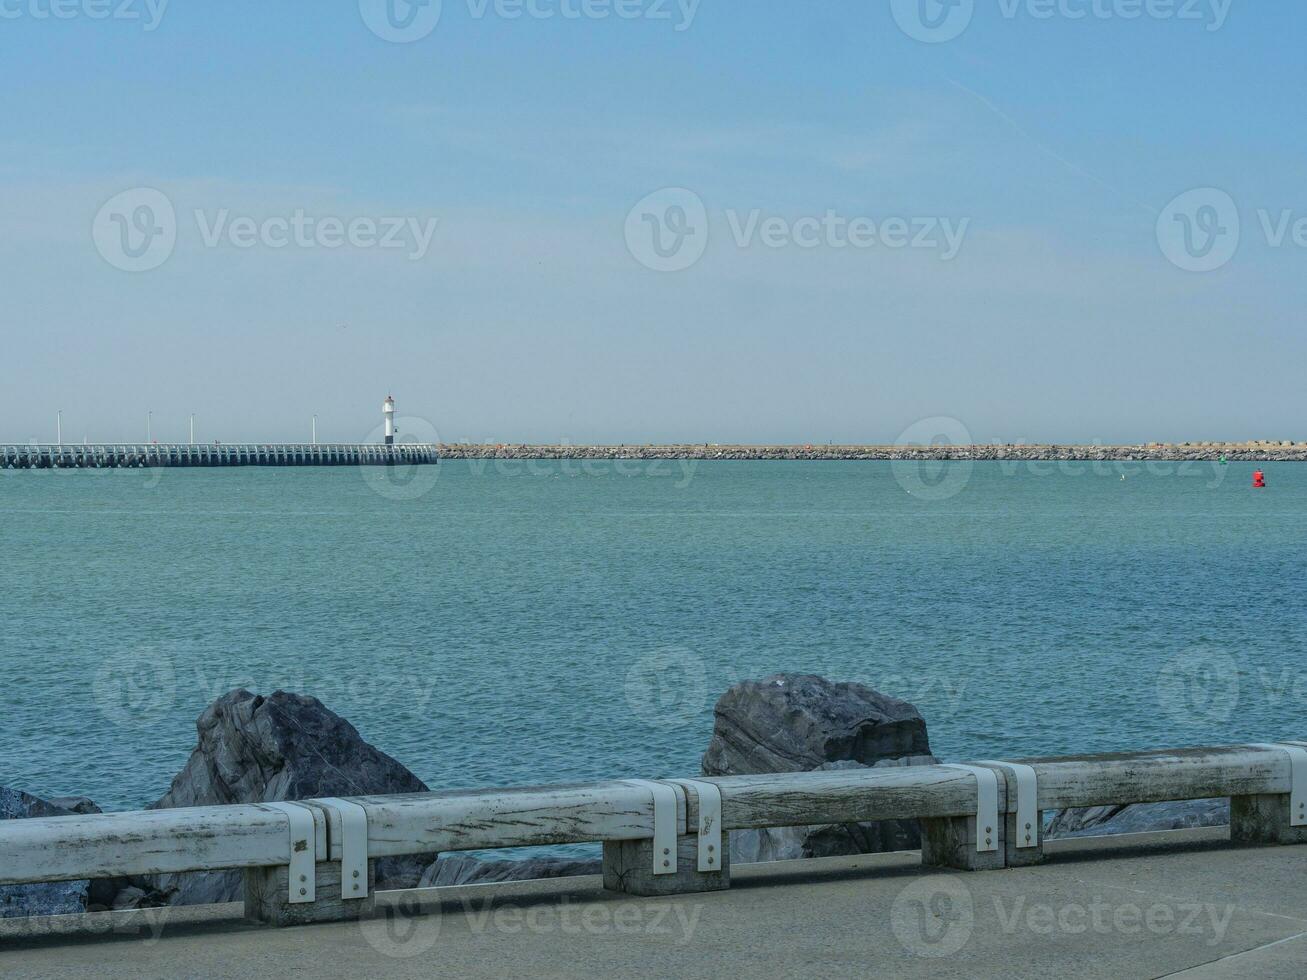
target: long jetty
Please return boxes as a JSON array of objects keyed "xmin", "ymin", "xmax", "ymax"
[
  {"xmin": 438, "ymin": 441, "xmax": 1307, "ymax": 461},
  {"xmin": 0, "ymin": 443, "xmax": 439, "ymax": 469}
]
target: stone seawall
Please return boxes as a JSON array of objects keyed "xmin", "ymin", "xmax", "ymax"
[{"xmin": 437, "ymin": 443, "xmax": 1307, "ymax": 462}]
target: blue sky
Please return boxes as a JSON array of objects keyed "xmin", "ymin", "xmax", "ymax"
[{"xmin": 1, "ymin": 1, "xmax": 1302, "ymax": 444}]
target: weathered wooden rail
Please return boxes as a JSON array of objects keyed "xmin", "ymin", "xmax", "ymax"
[
  {"xmin": 0, "ymin": 444, "xmax": 438, "ymax": 469},
  {"xmin": 1, "ymin": 742, "xmax": 1304, "ymax": 927}
]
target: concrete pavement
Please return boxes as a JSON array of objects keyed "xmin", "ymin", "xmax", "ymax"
[{"xmin": 2, "ymin": 828, "xmax": 1305, "ymax": 979}]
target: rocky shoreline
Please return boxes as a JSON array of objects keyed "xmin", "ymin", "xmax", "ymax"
[
  {"xmin": 1, "ymin": 677, "xmax": 1230, "ymax": 918},
  {"xmin": 437, "ymin": 443, "xmax": 1307, "ymax": 462}
]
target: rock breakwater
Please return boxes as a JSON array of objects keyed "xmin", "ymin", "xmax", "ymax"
[{"xmin": 437, "ymin": 442, "xmax": 1307, "ymax": 462}]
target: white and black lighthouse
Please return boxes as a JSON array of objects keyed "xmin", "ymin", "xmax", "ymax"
[{"xmin": 383, "ymin": 395, "xmax": 396, "ymax": 446}]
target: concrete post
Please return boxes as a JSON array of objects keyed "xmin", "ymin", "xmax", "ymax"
[
  {"xmin": 244, "ymin": 860, "xmax": 376, "ymax": 928},
  {"xmin": 603, "ymin": 833, "xmax": 731, "ymax": 897}
]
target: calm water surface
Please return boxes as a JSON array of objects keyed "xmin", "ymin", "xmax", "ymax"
[{"xmin": 2, "ymin": 459, "xmax": 1305, "ymax": 812}]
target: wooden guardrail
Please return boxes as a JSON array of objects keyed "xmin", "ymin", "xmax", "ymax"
[{"xmin": 2, "ymin": 742, "xmax": 1305, "ymax": 927}]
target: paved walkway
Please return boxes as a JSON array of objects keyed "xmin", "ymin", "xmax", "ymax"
[{"xmin": 2, "ymin": 829, "xmax": 1305, "ymax": 979}]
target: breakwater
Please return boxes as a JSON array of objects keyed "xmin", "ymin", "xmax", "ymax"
[
  {"xmin": 437, "ymin": 442, "xmax": 1307, "ymax": 462},
  {"xmin": 1, "ymin": 444, "xmax": 439, "ymax": 469}
]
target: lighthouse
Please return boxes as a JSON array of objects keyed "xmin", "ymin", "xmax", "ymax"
[{"xmin": 383, "ymin": 395, "xmax": 396, "ymax": 446}]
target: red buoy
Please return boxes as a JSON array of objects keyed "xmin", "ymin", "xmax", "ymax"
[{"xmin": 1253, "ymin": 469, "xmax": 1267, "ymax": 488}]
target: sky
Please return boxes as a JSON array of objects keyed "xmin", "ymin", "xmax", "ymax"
[{"xmin": 0, "ymin": 0, "xmax": 1302, "ymax": 446}]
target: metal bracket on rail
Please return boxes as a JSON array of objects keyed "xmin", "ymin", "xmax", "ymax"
[
  {"xmin": 664, "ymin": 779, "xmax": 724, "ymax": 871},
  {"xmin": 263, "ymin": 802, "xmax": 318, "ymax": 903},
  {"xmin": 1250, "ymin": 742, "xmax": 1307, "ymax": 827},
  {"xmin": 941, "ymin": 765, "xmax": 1001, "ymax": 853},
  {"xmin": 978, "ymin": 760, "xmax": 1040, "ymax": 848},
  {"xmin": 315, "ymin": 797, "xmax": 371, "ymax": 900},
  {"xmin": 623, "ymin": 780, "xmax": 681, "ymax": 875}
]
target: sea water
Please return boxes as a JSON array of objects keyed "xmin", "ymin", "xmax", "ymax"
[{"xmin": 2, "ymin": 458, "xmax": 1304, "ymax": 812}]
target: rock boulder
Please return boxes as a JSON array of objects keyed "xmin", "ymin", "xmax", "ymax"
[
  {"xmin": 151, "ymin": 690, "xmax": 431, "ymax": 905},
  {"xmin": 702, "ymin": 674, "xmax": 931, "ymax": 776},
  {"xmin": 0, "ymin": 788, "xmax": 91, "ymax": 919},
  {"xmin": 1046, "ymin": 799, "xmax": 1229, "ymax": 839},
  {"xmin": 703, "ymin": 674, "xmax": 935, "ymax": 863},
  {"xmin": 418, "ymin": 855, "xmax": 601, "ymax": 888}
]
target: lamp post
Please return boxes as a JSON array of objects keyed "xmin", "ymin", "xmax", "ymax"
[
  {"xmin": 189, "ymin": 414, "xmax": 195, "ymax": 446},
  {"xmin": 147, "ymin": 411, "xmax": 152, "ymax": 443},
  {"xmin": 312, "ymin": 415, "xmax": 318, "ymax": 446},
  {"xmin": 57, "ymin": 411, "xmax": 62, "ymax": 447}
]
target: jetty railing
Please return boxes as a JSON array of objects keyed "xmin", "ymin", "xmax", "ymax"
[
  {"xmin": 1, "ymin": 741, "xmax": 1304, "ymax": 927},
  {"xmin": 0, "ymin": 444, "xmax": 439, "ymax": 469}
]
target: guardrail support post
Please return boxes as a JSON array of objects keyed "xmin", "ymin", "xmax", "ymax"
[
  {"xmin": 604, "ymin": 780, "xmax": 730, "ymax": 896},
  {"xmin": 244, "ymin": 860, "xmax": 377, "ymax": 927},
  {"xmin": 979, "ymin": 761, "xmax": 1045, "ymax": 867},
  {"xmin": 921, "ymin": 765, "xmax": 1006, "ymax": 871},
  {"xmin": 603, "ymin": 834, "xmax": 731, "ymax": 897},
  {"xmin": 1231, "ymin": 795, "xmax": 1307, "ymax": 845},
  {"xmin": 1234, "ymin": 743, "xmax": 1307, "ymax": 845}
]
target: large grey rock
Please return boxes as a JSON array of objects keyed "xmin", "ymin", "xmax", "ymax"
[
  {"xmin": 0, "ymin": 788, "xmax": 91, "ymax": 919},
  {"xmin": 418, "ymin": 855, "xmax": 601, "ymax": 887},
  {"xmin": 1046, "ymin": 799, "xmax": 1229, "ymax": 839},
  {"xmin": 702, "ymin": 673, "xmax": 931, "ymax": 776},
  {"xmin": 151, "ymin": 690, "xmax": 430, "ymax": 905},
  {"xmin": 703, "ymin": 675, "xmax": 935, "ymax": 863}
]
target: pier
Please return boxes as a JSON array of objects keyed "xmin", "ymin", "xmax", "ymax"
[{"xmin": 0, "ymin": 444, "xmax": 439, "ymax": 470}]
